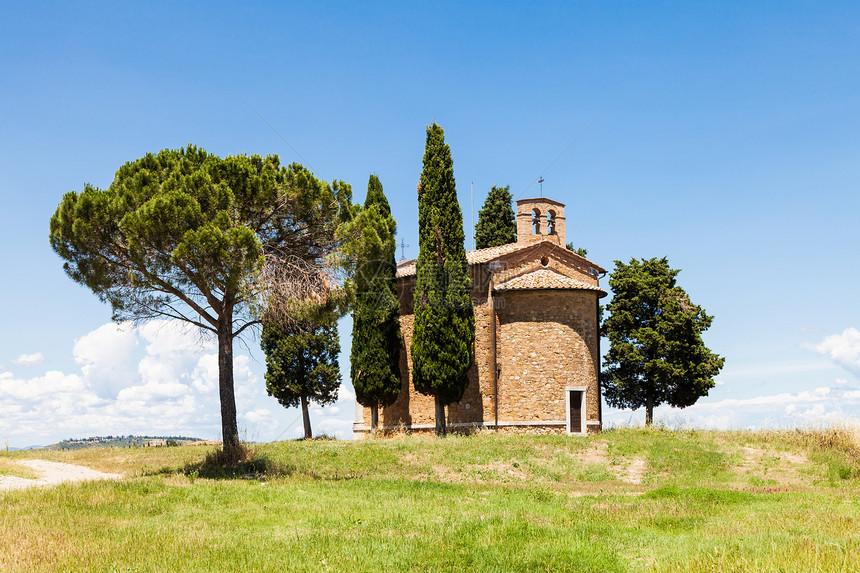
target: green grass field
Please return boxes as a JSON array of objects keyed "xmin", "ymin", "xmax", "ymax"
[{"xmin": 2, "ymin": 427, "xmax": 859, "ymax": 572}]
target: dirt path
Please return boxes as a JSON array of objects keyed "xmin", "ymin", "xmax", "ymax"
[
  {"xmin": 581, "ymin": 441, "xmax": 648, "ymax": 484},
  {"xmin": 622, "ymin": 458, "xmax": 648, "ymax": 484},
  {"xmin": 0, "ymin": 460, "xmax": 122, "ymax": 492}
]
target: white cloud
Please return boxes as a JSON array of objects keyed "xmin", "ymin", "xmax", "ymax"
[
  {"xmin": 136, "ymin": 320, "xmax": 213, "ymax": 388},
  {"xmin": 233, "ymin": 355, "xmax": 263, "ymax": 410},
  {"xmin": 316, "ymin": 417, "xmax": 354, "ymax": 439},
  {"xmin": 336, "ymin": 384, "xmax": 355, "ymax": 404},
  {"xmin": 116, "ymin": 380, "xmax": 190, "ymax": 402},
  {"xmin": 690, "ymin": 388, "xmax": 832, "ymax": 409},
  {"xmin": 191, "ymin": 354, "xmax": 219, "ymax": 393},
  {"xmin": 814, "ymin": 327, "xmax": 860, "ymax": 377},
  {"xmin": 718, "ymin": 361, "xmax": 834, "ymax": 379},
  {"xmin": 74, "ymin": 322, "xmax": 139, "ymax": 398},
  {"xmin": 0, "ymin": 370, "xmax": 87, "ymax": 402},
  {"xmin": 11, "ymin": 352, "xmax": 45, "ymax": 367},
  {"xmin": 605, "ymin": 383, "xmax": 860, "ymax": 430},
  {"xmin": 245, "ymin": 409, "xmax": 271, "ymax": 424},
  {"xmin": 0, "ymin": 320, "xmax": 277, "ymax": 447}
]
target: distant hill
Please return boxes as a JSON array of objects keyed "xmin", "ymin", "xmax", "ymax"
[{"xmin": 46, "ymin": 435, "xmax": 205, "ymax": 450}]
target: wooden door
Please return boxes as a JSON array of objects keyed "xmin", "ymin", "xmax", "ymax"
[{"xmin": 569, "ymin": 390, "xmax": 583, "ymax": 434}]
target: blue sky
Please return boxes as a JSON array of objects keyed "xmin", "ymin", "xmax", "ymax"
[{"xmin": 2, "ymin": 1, "xmax": 859, "ymax": 447}]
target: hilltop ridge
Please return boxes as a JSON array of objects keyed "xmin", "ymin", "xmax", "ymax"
[{"xmin": 47, "ymin": 435, "xmax": 205, "ymax": 450}]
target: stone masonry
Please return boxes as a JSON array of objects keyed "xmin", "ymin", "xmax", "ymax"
[{"xmin": 353, "ymin": 197, "xmax": 606, "ymax": 437}]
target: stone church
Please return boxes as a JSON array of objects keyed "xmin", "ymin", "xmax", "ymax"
[{"xmin": 353, "ymin": 197, "xmax": 606, "ymax": 437}]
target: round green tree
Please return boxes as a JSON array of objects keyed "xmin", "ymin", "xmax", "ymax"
[
  {"xmin": 602, "ymin": 257, "xmax": 725, "ymax": 425},
  {"xmin": 410, "ymin": 124, "xmax": 475, "ymax": 436},
  {"xmin": 261, "ymin": 319, "xmax": 341, "ymax": 439},
  {"xmin": 474, "ymin": 184, "xmax": 516, "ymax": 249}
]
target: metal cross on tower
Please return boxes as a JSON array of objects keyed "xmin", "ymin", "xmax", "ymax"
[{"xmin": 399, "ymin": 237, "xmax": 409, "ymax": 260}]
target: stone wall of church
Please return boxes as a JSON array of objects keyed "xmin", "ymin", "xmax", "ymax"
[
  {"xmin": 494, "ymin": 290, "xmax": 601, "ymax": 430},
  {"xmin": 354, "ymin": 267, "xmax": 602, "ymax": 437},
  {"xmin": 372, "ymin": 274, "xmax": 490, "ymax": 430}
]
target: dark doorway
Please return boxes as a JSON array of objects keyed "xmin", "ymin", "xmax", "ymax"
[{"xmin": 568, "ymin": 390, "xmax": 583, "ymax": 434}]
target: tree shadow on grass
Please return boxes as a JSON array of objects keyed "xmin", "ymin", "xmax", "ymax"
[
  {"xmin": 139, "ymin": 443, "xmax": 294, "ymax": 480},
  {"xmin": 141, "ymin": 441, "xmax": 363, "ymax": 481}
]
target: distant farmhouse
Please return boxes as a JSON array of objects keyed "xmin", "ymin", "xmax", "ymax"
[{"xmin": 354, "ymin": 198, "xmax": 606, "ymax": 437}]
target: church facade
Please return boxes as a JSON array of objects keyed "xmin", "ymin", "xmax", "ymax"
[{"xmin": 353, "ymin": 197, "xmax": 606, "ymax": 437}]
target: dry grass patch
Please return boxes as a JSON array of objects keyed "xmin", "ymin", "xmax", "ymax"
[
  {"xmin": 729, "ymin": 446, "xmax": 814, "ymax": 489},
  {"xmin": 467, "ymin": 460, "xmax": 531, "ymax": 482},
  {"xmin": 620, "ymin": 458, "xmax": 648, "ymax": 484},
  {"xmin": 0, "ymin": 529, "xmax": 74, "ymax": 572},
  {"xmin": 561, "ymin": 439, "xmax": 648, "ymax": 485},
  {"xmin": 426, "ymin": 461, "xmax": 530, "ymax": 484},
  {"xmin": 740, "ymin": 424, "xmax": 860, "ymax": 483},
  {"xmin": 577, "ymin": 439, "xmax": 610, "ymax": 465},
  {"xmin": 3, "ymin": 444, "xmax": 220, "ymax": 476},
  {"xmin": 0, "ymin": 458, "xmax": 39, "ymax": 480}
]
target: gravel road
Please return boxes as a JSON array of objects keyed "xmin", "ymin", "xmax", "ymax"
[{"xmin": 0, "ymin": 460, "xmax": 122, "ymax": 492}]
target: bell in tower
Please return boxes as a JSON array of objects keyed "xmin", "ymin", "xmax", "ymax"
[{"xmin": 515, "ymin": 197, "xmax": 566, "ymax": 246}]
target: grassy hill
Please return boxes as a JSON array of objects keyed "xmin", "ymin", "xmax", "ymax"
[
  {"xmin": 48, "ymin": 435, "xmax": 204, "ymax": 450},
  {"xmin": 1, "ymin": 426, "xmax": 859, "ymax": 572}
]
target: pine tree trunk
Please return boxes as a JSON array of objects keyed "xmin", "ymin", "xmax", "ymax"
[
  {"xmin": 434, "ymin": 396, "xmax": 447, "ymax": 436},
  {"xmin": 370, "ymin": 404, "xmax": 379, "ymax": 432},
  {"xmin": 645, "ymin": 393, "xmax": 654, "ymax": 427},
  {"xmin": 301, "ymin": 395, "xmax": 312, "ymax": 439},
  {"xmin": 217, "ymin": 314, "xmax": 239, "ymax": 452}
]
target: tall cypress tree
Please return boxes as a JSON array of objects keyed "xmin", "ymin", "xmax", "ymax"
[
  {"xmin": 349, "ymin": 175, "xmax": 402, "ymax": 431},
  {"xmin": 411, "ymin": 124, "xmax": 475, "ymax": 436},
  {"xmin": 474, "ymin": 185, "xmax": 516, "ymax": 249}
]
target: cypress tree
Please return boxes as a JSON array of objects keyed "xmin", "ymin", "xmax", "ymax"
[
  {"xmin": 474, "ymin": 185, "xmax": 516, "ymax": 249},
  {"xmin": 349, "ymin": 175, "xmax": 402, "ymax": 431},
  {"xmin": 410, "ymin": 123, "xmax": 475, "ymax": 436},
  {"xmin": 566, "ymin": 242, "xmax": 588, "ymax": 257}
]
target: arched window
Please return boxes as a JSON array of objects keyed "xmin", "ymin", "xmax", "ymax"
[
  {"xmin": 547, "ymin": 210, "xmax": 556, "ymax": 235},
  {"xmin": 532, "ymin": 208, "xmax": 541, "ymax": 234}
]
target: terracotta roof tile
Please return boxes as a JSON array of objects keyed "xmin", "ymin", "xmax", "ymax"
[
  {"xmin": 396, "ymin": 242, "xmax": 539, "ymax": 278},
  {"xmin": 396, "ymin": 258, "xmax": 417, "ymax": 277},
  {"xmin": 395, "ymin": 240, "xmax": 605, "ymax": 281},
  {"xmin": 465, "ymin": 241, "xmax": 527, "ymax": 264},
  {"xmin": 495, "ymin": 268, "xmax": 606, "ymax": 294}
]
